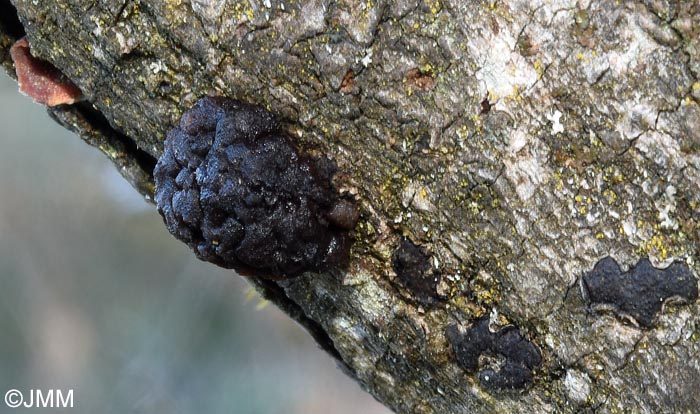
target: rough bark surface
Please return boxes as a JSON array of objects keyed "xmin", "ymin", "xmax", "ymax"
[{"xmin": 2, "ymin": 0, "xmax": 700, "ymax": 412}]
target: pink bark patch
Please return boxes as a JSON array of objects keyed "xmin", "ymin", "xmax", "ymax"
[{"xmin": 9, "ymin": 37, "xmax": 83, "ymax": 106}]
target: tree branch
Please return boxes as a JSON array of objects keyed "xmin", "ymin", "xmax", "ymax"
[{"xmin": 3, "ymin": 0, "xmax": 700, "ymax": 412}]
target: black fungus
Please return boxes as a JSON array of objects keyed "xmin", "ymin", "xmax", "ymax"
[
  {"xmin": 391, "ymin": 238, "xmax": 441, "ymax": 306},
  {"xmin": 581, "ymin": 256, "xmax": 698, "ymax": 328},
  {"xmin": 327, "ymin": 199, "xmax": 361, "ymax": 230},
  {"xmin": 153, "ymin": 96, "xmax": 357, "ymax": 278},
  {"xmin": 446, "ymin": 317, "xmax": 541, "ymax": 390}
]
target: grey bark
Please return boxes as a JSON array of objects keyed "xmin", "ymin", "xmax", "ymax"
[{"xmin": 2, "ymin": 0, "xmax": 700, "ymax": 412}]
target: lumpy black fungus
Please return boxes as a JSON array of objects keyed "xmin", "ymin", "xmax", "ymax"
[
  {"xmin": 391, "ymin": 238, "xmax": 442, "ymax": 305},
  {"xmin": 581, "ymin": 256, "xmax": 698, "ymax": 328},
  {"xmin": 446, "ymin": 317, "xmax": 541, "ymax": 390},
  {"xmin": 154, "ymin": 96, "xmax": 356, "ymax": 278}
]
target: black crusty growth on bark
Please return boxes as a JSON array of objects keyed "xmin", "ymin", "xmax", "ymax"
[
  {"xmin": 446, "ymin": 317, "xmax": 542, "ymax": 390},
  {"xmin": 581, "ymin": 256, "xmax": 698, "ymax": 328},
  {"xmin": 153, "ymin": 96, "xmax": 354, "ymax": 278},
  {"xmin": 392, "ymin": 237, "xmax": 442, "ymax": 305}
]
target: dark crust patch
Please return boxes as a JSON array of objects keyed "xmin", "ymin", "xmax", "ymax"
[
  {"xmin": 446, "ymin": 318, "xmax": 541, "ymax": 390},
  {"xmin": 581, "ymin": 256, "xmax": 699, "ymax": 328},
  {"xmin": 391, "ymin": 238, "xmax": 442, "ymax": 306},
  {"xmin": 153, "ymin": 96, "xmax": 355, "ymax": 279}
]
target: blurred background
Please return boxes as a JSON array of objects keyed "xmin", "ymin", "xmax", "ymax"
[{"xmin": 0, "ymin": 73, "xmax": 391, "ymax": 414}]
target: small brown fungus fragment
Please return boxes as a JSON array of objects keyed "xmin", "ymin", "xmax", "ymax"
[
  {"xmin": 339, "ymin": 70, "xmax": 356, "ymax": 94},
  {"xmin": 9, "ymin": 37, "xmax": 83, "ymax": 106},
  {"xmin": 153, "ymin": 97, "xmax": 356, "ymax": 279},
  {"xmin": 406, "ymin": 68, "xmax": 435, "ymax": 91}
]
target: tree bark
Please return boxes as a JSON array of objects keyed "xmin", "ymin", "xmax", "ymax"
[{"xmin": 2, "ymin": 0, "xmax": 700, "ymax": 412}]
